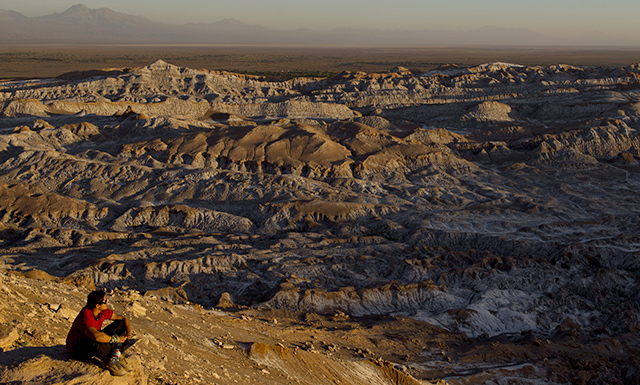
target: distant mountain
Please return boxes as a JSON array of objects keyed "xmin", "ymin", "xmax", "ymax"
[
  {"xmin": 0, "ymin": 4, "xmax": 185, "ymax": 43},
  {"xmin": 0, "ymin": 10, "xmax": 27, "ymax": 21},
  {"xmin": 0, "ymin": 4, "xmax": 633, "ymax": 46},
  {"xmin": 39, "ymin": 3, "xmax": 150, "ymax": 25}
]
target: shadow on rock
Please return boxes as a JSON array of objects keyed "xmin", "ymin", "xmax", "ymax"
[
  {"xmin": 0, "ymin": 344, "xmax": 69, "ymax": 367},
  {"xmin": 0, "ymin": 344, "xmax": 146, "ymax": 384}
]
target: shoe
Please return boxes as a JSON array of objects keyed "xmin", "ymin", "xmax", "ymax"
[
  {"xmin": 122, "ymin": 337, "xmax": 140, "ymax": 352},
  {"xmin": 119, "ymin": 357, "xmax": 133, "ymax": 372},
  {"xmin": 102, "ymin": 361, "xmax": 127, "ymax": 376}
]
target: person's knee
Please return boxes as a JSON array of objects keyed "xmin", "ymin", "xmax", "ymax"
[
  {"xmin": 103, "ymin": 319, "xmax": 126, "ymax": 335},
  {"xmin": 114, "ymin": 319, "xmax": 127, "ymax": 335}
]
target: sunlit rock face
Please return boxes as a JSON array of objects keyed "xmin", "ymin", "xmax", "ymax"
[{"xmin": 1, "ymin": 61, "xmax": 640, "ymax": 383}]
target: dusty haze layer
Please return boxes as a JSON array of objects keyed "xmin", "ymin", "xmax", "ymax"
[
  {"xmin": 1, "ymin": 60, "xmax": 639, "ymax": 384},
  {"xmin": 2, "ymin": 44, "xmax": 640, "ymax": 80},
  {"xmin": 2, "ymin": 3, "xmax": 637, "ymax": 46}
]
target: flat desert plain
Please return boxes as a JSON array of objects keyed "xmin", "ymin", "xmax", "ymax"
[{"xmin": 1, "ymin": 44, "xmax": 640, "ymax": 79}]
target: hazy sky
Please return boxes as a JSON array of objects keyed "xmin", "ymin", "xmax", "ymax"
[{"xmin": 2, "ymin": 0, "xmax": 639, "ymax": 40}]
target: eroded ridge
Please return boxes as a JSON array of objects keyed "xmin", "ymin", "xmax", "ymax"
[{"xmin": 1, "ymin": 61, "xmax": 640, "ymax": 384}]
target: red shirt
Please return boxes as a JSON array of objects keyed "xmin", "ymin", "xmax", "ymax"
[{"xmin": 66, "ymin": 308, "xmax": 114, "ymax": 351}]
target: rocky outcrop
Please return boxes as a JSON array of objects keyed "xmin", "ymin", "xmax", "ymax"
[
  {"xmin": 248, "ymin": 342, "xmax": 426, "ymax": 385},
  {"xmin": 0, "ymin": 352, "xmax": 147, "ymax": 385},
  {"xmin": 1, "ymin": 271, "xmax": 440, "ymax": 385},
  {"xmin": 112, "ymin": 205, "xmax": 255, "ymax": 233},
  {"xmin": 462, "ymin": 101, "xmax": 513, "ymax": 123},
  {"xmin": 0, "ymin": 183, "xmax": 109, "ymax": 230}
]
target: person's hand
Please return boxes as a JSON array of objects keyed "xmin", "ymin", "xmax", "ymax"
[{"xmin": 119, "ymin": 335, "xmax": 126, "ymax": 343}]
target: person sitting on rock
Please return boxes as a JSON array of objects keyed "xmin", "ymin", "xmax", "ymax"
[{"xmin": 66, "ymin": 289, "xmax": 133, "ymax": 376}]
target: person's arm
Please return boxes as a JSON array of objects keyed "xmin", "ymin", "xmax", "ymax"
[
  {"xmin": 85, "ymin": 326, "xmax": 119, "ymax": 343},
  {"xmin": 111, "ymin": 314, "xmax": 132, "ymax": 339}
]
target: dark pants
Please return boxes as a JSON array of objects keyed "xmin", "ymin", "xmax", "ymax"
[{"xmin": 72, "ymin": 319, "xmax": 127, "ymax": 362}]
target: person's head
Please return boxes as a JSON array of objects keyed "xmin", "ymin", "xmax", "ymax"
[{"xmin": 86, "ymin": 289, "xmax": 108, "ymax": 310}]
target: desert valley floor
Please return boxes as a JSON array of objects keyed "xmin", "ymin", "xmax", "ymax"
[{"xmin": 0, "ymin": 48, "xmax": 639, "ymax": 384}]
